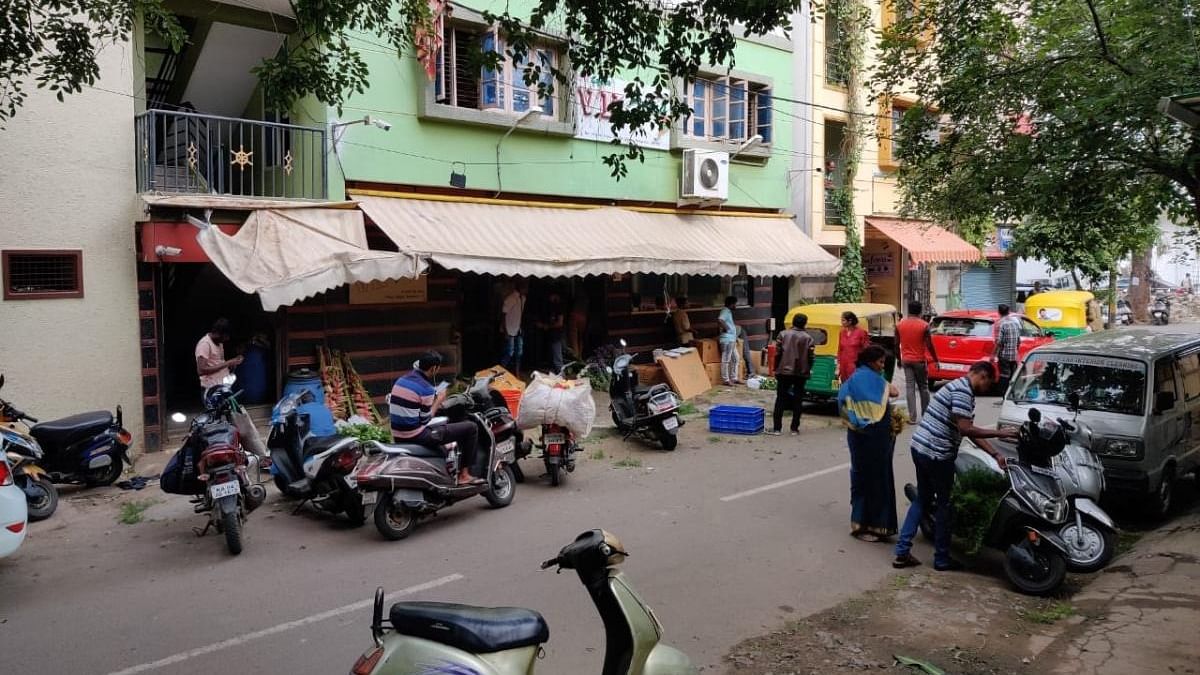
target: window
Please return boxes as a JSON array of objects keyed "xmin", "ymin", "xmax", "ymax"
[
  {"xmin": 880, "ymin": 100, "xmax": 940, "ymax": 169},
  {"xmin": 686, "ymin": 77, "xmax": 772, "ymax": 143},
  {"xmin": 436, "ymin": 25, "xmax": 558, "ymax": 118},
  {"xmin": 931, "ymin": 317, "xmax": 993, "ymax": 337},
  {"xmin": 824, "ymin": 119, "xmax": 848, "ymax": 226},
  {"xmin": 3, "ymin": 250, "xmax": 83, "ymax": 300},
  {"xmin": 1178, "ymin": 352, "xmax": 1200, "ymax": 401},
  {"xmin": 825, "ymin": 0, "xmax": 851, "ymax": 86},
  {"xmin": 1020, "ymin": 318, "xmax": 1043, "ymax": 338},
  {"xmin": 630, "ymin": 274, "xmax": 752, "ymax": 311},
  {"xmin": 1009, "ymin": 353, "xmax": 1146, "ymax": 416},
  {"xmin": 1155, "ymin": 358, "xmax": 1179, "ymax": 401}
]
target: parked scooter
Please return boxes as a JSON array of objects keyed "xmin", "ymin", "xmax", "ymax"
[
  {"xmin": 904, "ymin": 408, "xmax": 1074, "ymax": 595},
  {"xmin": 0, "ymin": 436, "xmax": 58, "ymax": 521},
  {"xmin": 267, "ymin": 389, "xmax": 366, "ymax": 525},
  {"xmin": 162, "ymin": 377, "xmax": 266, "ymax": 555},
  {"xmin": 1151, "ymin": 294, "xmax": 1171, "ymax": 325},
  {"xmin": 351, "ymin": 529, "xmax": 696, "ymax": 674},
  {"xmin": 0, "ymin": 374, "xmax": 133, "ymax": 488},
  {"xmin": 609, "ymin": 340, "xmax": 684, "ymax": 451},
  {"xmin": 355, "ymin": 375, "xmax": 521, "ymax": 541}
]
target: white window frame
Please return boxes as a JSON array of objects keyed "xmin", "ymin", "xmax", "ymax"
[
  {"xmin": 479, "ymin": 29, "xmax": 558, "ymax": 118},
  {"xmin": 686, "ymin": 76, "xmax": 772, "ymax": 143}
]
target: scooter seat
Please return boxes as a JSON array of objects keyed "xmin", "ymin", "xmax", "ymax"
[
  {"xmin": 377, "ymin": 442, "xmax": 446, "ymax": 460},
  {"xmin": 29, "ymin": 411, "xmax": 113, "ymax": 447},
  {"xmin": 389, "ymin": 601, "xmax": 549, "ymax": 654},
  {"xmin": 302, "ymin": 435, "xmax": 352, "ymax": 459}
]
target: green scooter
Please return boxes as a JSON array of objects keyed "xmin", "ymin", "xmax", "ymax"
[{"xmin": 350, "ymin": 530, "xmax": 696, "ymax": 675}]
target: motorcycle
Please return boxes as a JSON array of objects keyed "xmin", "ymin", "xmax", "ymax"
[
  {"xmin": 1151, "ymin": 295, "xmax": 1171, "ymax": 325},
  {"xmin": 355, "ymin": 375, "xmax": 523, "ymax": 541},
  {"xmin": 904, "ymin": 408, "xmax": 1074, "ymax": 596},
  {"xmin": 538, "ymin": 422, "xmax": 578, "ymax": 487},
  {"xmin": 609, "ymin": 340, "xmax": 684, "ymax": 451},
  {"xmin": 0, "ymin": 374, "xmax": 133, "ymax": 488},
  {"xmin": 351, "ymin": 529, "xmax": 696, "ymax": 675},
  {"xmin": 162, "ymin": 377, "xmax": 266, "ymax": 555},
  {"xmin": 0, "ymin": 435, "xmax": 58, "ymax": 521},
  {"xmin": 267, "ymin": 389, "xmax": 366, "ymax": 525}
]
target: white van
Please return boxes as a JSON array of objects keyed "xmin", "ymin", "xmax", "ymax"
[{"xmin": 998, "ymin": 329, "xmax": 1200, "ymax": 518}]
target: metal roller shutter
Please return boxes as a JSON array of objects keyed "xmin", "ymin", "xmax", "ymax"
[{"xmin": 961, "ymin": 259, "xmax": 1015, "ymax": 309}]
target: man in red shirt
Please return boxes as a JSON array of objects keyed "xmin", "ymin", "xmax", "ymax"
[{"xmin": 896, "ymin": 302, "xmax": 939, "ymax": 422}]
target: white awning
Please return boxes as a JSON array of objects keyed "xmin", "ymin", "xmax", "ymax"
[
  {"xmin": 197, "ymin": 208, "xmax": 427, "ymax": 311},
  {"xmin": 354, "ymin": 193, "xmax": 839, "ymax": 278}
]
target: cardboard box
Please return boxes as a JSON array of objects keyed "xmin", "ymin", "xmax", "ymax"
[
  {"xmin": 705, "ymin": 363, "xmax": 724, "ymax": 386},
  {"xmin": 750, "ymin": 350, "xmax": 770, "ymax": 375},
  {"xmin": 696, "ymin": 338, "xmax": 721, "ymax": 364},
  {"xmin": 631, "ymin": 364, "xmax": 666, "ymax": 386},
  {"xmin": 656, "ymin": 349, "xmax": 711, "ymax": 400}
]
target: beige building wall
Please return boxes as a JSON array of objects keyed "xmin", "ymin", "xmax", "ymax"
[{"xmin": 0, "ymin": 41, "xmax": 144, "ymax": 451}]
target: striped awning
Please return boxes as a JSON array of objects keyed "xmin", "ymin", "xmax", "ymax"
[{"xmin": 865, "ymin": 217, "xmax": 982, "ymax": 265}]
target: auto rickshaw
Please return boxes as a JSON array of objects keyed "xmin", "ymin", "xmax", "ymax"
[
  {"xmin": 782, "ymin": 303, "xmax": 899, "ymax": 398},
  {"xmin": 1024, "ymin": 290, "xmax": 1100, "ymax": 338}
]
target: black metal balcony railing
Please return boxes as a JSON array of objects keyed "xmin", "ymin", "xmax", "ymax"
[
  {"xmin": 825, "ymin": 44, "xmax": 851, "ymax": 86},
  {"xmin": 824, "ymin": 186, "xmax": 845, "ymax": 226},
  {"xmin": 135, "ymin": 109, "xmax": 327, "ymax": 200}
]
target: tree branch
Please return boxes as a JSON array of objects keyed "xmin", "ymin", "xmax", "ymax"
[{"xmin": 1082, "ymin": 0, "xmax": 1134, "ymax": 76}]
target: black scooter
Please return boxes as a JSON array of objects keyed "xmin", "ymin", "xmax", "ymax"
[
  {"xmin": 0, "ymin": 374, "xmax": 133, "ymax": 487},
  {"xmin": 608, "ymin": 340, "xmax": 684, "ymax": 451}
]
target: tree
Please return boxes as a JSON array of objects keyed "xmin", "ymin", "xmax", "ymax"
[
  {"xmin": 828, "ymin": 0, "xmax": 871, "ymax": 302},
  {"xmin": 1, "ymin": 0, "xmax": 813, "ymax": 177},
  {"xmin": 872, "ymin": 0, "xmax": 1200, "ymax": 318}
]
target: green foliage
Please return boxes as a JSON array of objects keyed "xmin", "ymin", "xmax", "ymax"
[
  {"xmin": 950, "ymin": 468, "xmax": 1008, "ymax": 555},
  {"xmin": 118, "ymin": 499, "xmax": 159, "ymax": 525},
  {"xmin": 338, "ymin": 423, "xmax": 391, "ymax": 444},
  {"xmin": 829, "ymin": 0, "xmax": 871, "ymax": 303},
  {"xmin": 873, "ymin": 0, "xmax": 1200, "ymax": 262},
  {"xmin": 588, "ymin": 448, "xmax": 605, "ymax": 460},
  {"xmin": 1020, "ymin": 601, "xmax": 1076, "ymax": 625},
  {"xmin": 613, "ymin": 455, "xmax": 642, "ymax": 468}
]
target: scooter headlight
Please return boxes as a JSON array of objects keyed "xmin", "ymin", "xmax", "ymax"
[{"xmin": 1011, "ymin": 468, "xmax": 1070, "ymax": 525}]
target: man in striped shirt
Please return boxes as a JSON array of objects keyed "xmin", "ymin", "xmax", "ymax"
[
  {"xmin": 994, "ymin": 304, "xmax": 1022, "ymax": 392},
  {"xmin": 390, "ymin": 351, "xmax": 483, "ymax": 485},
  {"xmin": 893, "ymin": 361, "xmax": 1016, "ymax": 571}
]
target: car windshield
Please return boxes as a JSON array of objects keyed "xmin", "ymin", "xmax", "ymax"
[
  {"xmin": 1009, "ymin": 353, "xmax": 1146, "ymax": 416},
  {"xmin": 931, "ymin": 317, "xmax": 993, "ymax": 337}
]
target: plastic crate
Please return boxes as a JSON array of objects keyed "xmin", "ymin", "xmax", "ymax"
[{"xmin": 708, "ymin": 405, "xmax": 765, "ymax": 435}]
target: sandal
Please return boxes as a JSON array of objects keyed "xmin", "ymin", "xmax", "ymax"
[{"xmin": 852, "ymin": 532, "xmax": 883, "ymax": 543}]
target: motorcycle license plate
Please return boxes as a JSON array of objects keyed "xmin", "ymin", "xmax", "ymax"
[
  {"xmin": 662, "ymin": 416, "xmax": 679, "ymax": 431},
  {"xmin": 496, "ymin": 438, "xmax": 515, "ymax": 454},
  {"xmin": 544, "ymin": 433, "xmax": 566, "ymax": 445},
  {"xmin": 209, "ymin": 480, "xmax": 240, "ymax": 499},
  {"xmin": 361, "ymin": 491, "xmax": 379, "ymax": 506},
  {"xmin": 940, "ymin": 362, "xmax": 969, "ymax": 372}
]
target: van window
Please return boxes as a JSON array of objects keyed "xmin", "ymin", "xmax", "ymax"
[
  {"xmin": 1155, "ymin": 358, "xmax": 1179, "ymax": 402},
  {"xmin": 1178, "ymin": 352, "xmax": 1200, "ymax": 401},
  {"xmin": 1009, "ymin": 352, "xmax": 1146, "ymax": 416}
]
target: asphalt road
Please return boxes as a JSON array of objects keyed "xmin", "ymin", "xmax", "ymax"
[{"xmin": 0, "ymin": 397, "xmax": 1005, "ymax": 675}]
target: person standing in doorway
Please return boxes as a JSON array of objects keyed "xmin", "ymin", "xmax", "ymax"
[
  {"xmin": 567, "ymin": 291, "xmax": 589, "ymax": 359},
  {"xmin": 672, "ymin": 295, "xmax": 695, "ymax": 346},
  {"xmin": 718, "ymin": 296, "xmax": 741, "ymax": 386},
  {"xmin": 768, "ymin": 313, "xmax": 814, "ymax": 435},
  {"xmin": 195, "ymin": 318, "xmax": 242, "ymax": 391},
  {"xmin": 500, "ymin": 281, "xmax": 527, "ymax": 377},
  {"xmin": 837, "ymin": 311, "xmax": 871, "ymax": 382},
  {"xmin": 541, "ymin": 290, "xmax": 566, "ymax": 373},
  {"xmin": 993, "ymin": 303, "xmax": 1021, "ymax": 393},
  {"xmin": 897, "ymin": 302, "xmax": 939, "ymax": 422}
]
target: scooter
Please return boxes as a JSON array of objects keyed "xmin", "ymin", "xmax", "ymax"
[
  {"xmin": 0, "ymin": 374, "xmax": 133, "ymax": 487},
  {"xmin": 267, "ymin": 389, "xmax": 366, "ymax": 525},
  {"xmin": 609, "ymin": 340, "xmax": 684, "ymax": 451},
  {"xmin": 1151, "ymin": 295, "xmax": 1171, "ymax": 325},
  {"xmin": 162, "ymin": 377, "xmax": 266, "ymax": 555},
  {"xmin": 351, "ymin": 529, "xmax": 696, "ymax": 675},
  {"xmin": 355, "ymin": 375, "xmax": 521, "ymax": 541},
  {"xmin": 904, "ymin": 408, "xmax": 1074, "ymax": 596},
  {"xmin": 0, "ymin": 438, "xmax": 58, "ymax": 521}
]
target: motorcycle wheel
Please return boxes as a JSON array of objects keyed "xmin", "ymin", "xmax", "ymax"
[
  {"xmin": 374, "ymin": 497, "xmax": 415, "ymax": 541},
  {"xmin": 24, "ymin": 476, "xmax": 59, "ymax": 521},
  {"xmin": 484, "ymin": 464, "xmax": 516, "ymax": 508},
  {"xmin": 547, "ymin": 461, "xmax": 561, "ymax": 487},
  {"xmin": 659, "ymin": 431, "xmax": 678, "ymax": 451},
  {"xmin": 222, "ymin": 510, "xmax": 243, "ymax": 556},
  {"xmin": 343, "ymin": 492, "xmax": 367, "ymax": 527},
  {"xmin": 1060, "ymin": 518, "xmax": 1117, "ymax": 574},
  {"xmin": 85, "ymin": 457, "xmax": 122, "ymax": 487},
  {"xmin": 1003, "ymin": 541, "xmax": 1067, "ymax": 596}
]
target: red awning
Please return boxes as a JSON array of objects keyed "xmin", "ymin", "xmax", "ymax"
[{"xmin": 865, "ymin": 217, "xmax": 981, "ymax": 265}]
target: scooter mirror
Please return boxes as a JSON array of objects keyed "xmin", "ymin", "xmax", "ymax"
[
  {"xmin": 619, "ymin": 339, "xmax": 627, "ymax": 348},
  {"xmin": 170, "ymin": 412, "xmax": 187, "ymax": 423}
]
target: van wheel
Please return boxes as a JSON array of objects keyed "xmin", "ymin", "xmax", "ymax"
[{"xmin": 1146, "ymin": 466, "xmax": 1176, "ymax": 520}]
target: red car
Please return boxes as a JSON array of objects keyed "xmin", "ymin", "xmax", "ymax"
[{"xmin": 926, "ymin": 310, "xmax": 1053, "ymax": 382}]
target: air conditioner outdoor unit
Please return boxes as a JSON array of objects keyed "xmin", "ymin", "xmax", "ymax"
[{"xmin": 680, "ymin": 149, "xmax": 729, "ymax": 202}]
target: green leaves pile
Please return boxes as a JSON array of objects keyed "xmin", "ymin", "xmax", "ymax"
[
  {"xmin": 338, "ymin": 423, "xmax": 392, "ymax": 444},
  {"xmin": 950, "ymin": 468, "xmax": 1009, "ymax": 555}
]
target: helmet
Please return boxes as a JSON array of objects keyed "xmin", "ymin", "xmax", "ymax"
[
  {"xmin": 1018, "ymin": 411, "xmax": 1068, "ymax": 467},
  {"xmin": 203, "ymin": 384, "xmax": 236, "ymax": 412}
]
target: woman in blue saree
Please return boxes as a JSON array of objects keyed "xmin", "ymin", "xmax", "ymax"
[{"xmin": 837, "ymin": 345, "xmax": 901, "ymax": 542}]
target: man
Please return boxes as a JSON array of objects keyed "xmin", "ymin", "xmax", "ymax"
[
  {"xmin": 768, "ymin": 313, "xmax": 814, "ymax": 435},
  {"xmin": 390, "ymin": 351, "xmax": 482, "ymax": 485},
  {"xmin": 195, "ymin": 318, "xmax": 242, "ymax": 390},
  {"xmin": 993, "ymin": 303, "xmax": 1021, "ymax": 393},
  {"xmin": 1031, "ymin": 281, "xmax": 1044, "ymax": 296},
  {"xmin": 1184, "ymin": 273, "xmax": 1193, "ymax": 296},
  {"xmin": 897, "ymin": 301, "xmax": 939, "ymax": 422},
  {"xmin": 541, "ymin": 290, "xmax": 566, "ymax": 373},
  {"xmin": 893, "ymin": 361, "xmax": 1017, "ymax": 570},
  {"xmin": 672, "ymin": 295, "xmax": 694, "ymax": 346},
  {"xmin": 500, "ymin": 281, "xmax": 526, "ymax": 377},
  {"xmin": 718, "ymin": 295, "xmax": 741, "ymax": 385}
]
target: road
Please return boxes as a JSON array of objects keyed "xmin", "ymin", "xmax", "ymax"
[{"xmin": 0, "ymin": 394, "xmax": 1003, "ymax": 675}]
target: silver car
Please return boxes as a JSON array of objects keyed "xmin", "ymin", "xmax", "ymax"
[{"xmin": 0, "ymin": 454, "xmax": 28, "ymax": 558}]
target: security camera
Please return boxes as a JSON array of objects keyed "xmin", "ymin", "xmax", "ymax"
[
  {"xmin": 364, "ymin": 115, "xmax": 393, "ymax": 131},
  {"xmin": 155, "ymin": 245, "xmax": 183, "ymax": 258}
]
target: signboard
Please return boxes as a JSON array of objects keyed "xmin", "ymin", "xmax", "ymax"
[
  {"xmin": 349, "ymin": 277, "xmax": 428, "ymax": 305},
  {"xmin": 865, "ymin": 253, "xmax": 895, "ymax": 277},
  {"xmin": 573, "ymin": 76, "xmax": 671, "ymax": 150},
  {"xmin": 983, "ymin": 227, "xmax": 1014, "ymax": 258}
]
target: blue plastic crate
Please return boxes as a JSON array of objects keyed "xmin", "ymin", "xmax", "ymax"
[{"xmin": 708, "ymin": 405, "xmax": 765, "ymax": 435}]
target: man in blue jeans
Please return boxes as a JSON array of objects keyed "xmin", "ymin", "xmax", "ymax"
[{"xmin": 893, "ymin": 361, "xmax": 1017, "ymax": 570}]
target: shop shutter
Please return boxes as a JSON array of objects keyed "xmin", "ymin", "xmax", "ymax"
[{"xmin": 961, "ymin": 259, "xmax": 1015, "ymax": 309}]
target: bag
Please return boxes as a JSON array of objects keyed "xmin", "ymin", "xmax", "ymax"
[
  {"xmin": 233, "ymin": 408, "xmax": 267, "ymax": 457},
  {"xmin": 160, "ymin": 442, "xmax": 204, "ymax": 495},
  {"xmin": 516, "ymin": 372, "xmax": 596, "ymax": 438}
]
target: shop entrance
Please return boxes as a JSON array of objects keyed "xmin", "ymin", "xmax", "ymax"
[{"xmin": 160, "ymin": 263, "xmax": 279, "ymax": 414}]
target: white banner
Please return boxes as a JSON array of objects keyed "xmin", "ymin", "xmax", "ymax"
[{"xmin": 573, "ymin": 76, "xmax": 670, "ymax": 150}]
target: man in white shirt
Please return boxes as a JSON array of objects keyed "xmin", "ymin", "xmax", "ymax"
[
  {"xmin": 195, "ymin": 318, "xmax": 242, "ymax": 390},
  {"xmin": 500, "ymin": 281, "xmax": 527, "ymax": 377}
]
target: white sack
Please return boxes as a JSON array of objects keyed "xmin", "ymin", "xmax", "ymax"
[{"xmin": 516, "ymin": 373, "xmax": 596, "ymax": 439}]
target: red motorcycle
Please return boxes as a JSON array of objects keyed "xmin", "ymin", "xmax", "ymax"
[{"xmin": 539, "ymin": 423, "xmax": 577, "ymax": 487}]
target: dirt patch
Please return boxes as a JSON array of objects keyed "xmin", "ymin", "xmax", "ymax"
[{"xmin": 723, "ymin": 566, "xmax": 1091, "ymax": 675}]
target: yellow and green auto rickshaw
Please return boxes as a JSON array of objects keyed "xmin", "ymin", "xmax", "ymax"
[
  {"xmin": 782, "ymin": 303, "xmax": 899, "ymax": 398},
  {"xmin": 1024, "ymin": 290, "xmax": 1100, "ymax": 339}
]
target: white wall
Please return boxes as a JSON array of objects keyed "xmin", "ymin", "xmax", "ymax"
[{"xmin": 0, "ymin": 40, "xmax": 144, "ymax": 450}]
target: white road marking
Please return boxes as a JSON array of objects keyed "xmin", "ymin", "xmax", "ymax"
[
  {"xmin": 104, "ymin": 573, "xmax": 465, "ymax": 675},
  {"xmin": 719, "ymin": 462, "xmax": 852, "ymax": 502}
]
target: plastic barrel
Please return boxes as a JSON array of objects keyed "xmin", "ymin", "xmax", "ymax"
[
  {"xmin": 235, "ymin": 345, "xmax": 270, "ymax": 404},
  {"xmin": 282, "ymin": 371, "xmax": 326, "ymax": 406}
]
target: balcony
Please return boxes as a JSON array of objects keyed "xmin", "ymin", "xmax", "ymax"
[{"xmin": 135, "ymin": 109, "xmax": 327, "ymax": 201}]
